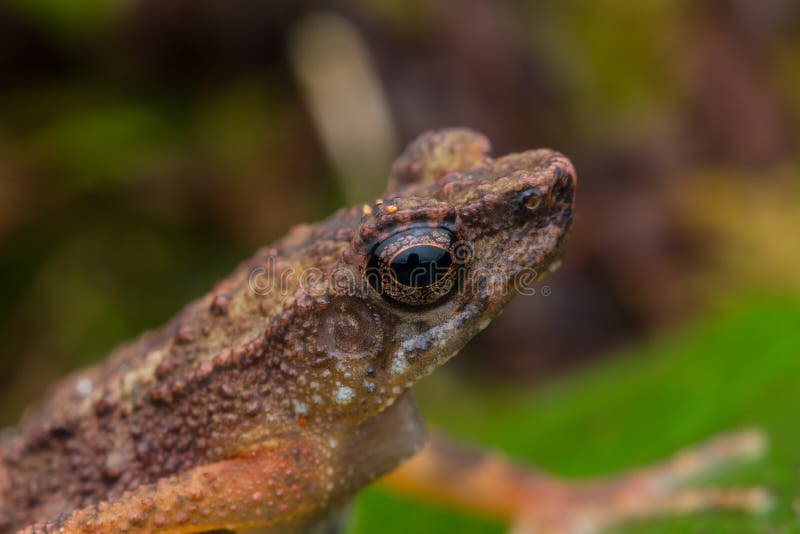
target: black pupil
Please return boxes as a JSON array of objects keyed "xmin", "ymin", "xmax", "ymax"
[{"xmin": 390, "ymin": 245, "xmax": 452, "ymax": 287}]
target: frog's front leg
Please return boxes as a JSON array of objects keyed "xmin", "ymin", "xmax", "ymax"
[
  {"xmin": 381, "ymin": 429, "xmax": 770, "ymax": 534},
  {"xmin": 22, "ymin": 440, "xmax": 333, "ymax": 534}
]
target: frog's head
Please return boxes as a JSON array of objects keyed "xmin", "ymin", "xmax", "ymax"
[{"xmin": 294, "ymin": 129, "xmax": 576, "ymax": 421}]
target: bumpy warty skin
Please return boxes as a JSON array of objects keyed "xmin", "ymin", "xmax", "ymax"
[{"xmin": 0, "ymin": 128, "xmax": 576, "ymax": 533}]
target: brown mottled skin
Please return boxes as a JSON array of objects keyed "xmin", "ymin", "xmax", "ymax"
[{"xmin": 0, "ymin": 129, "xmax": 576, "ymax": 533}]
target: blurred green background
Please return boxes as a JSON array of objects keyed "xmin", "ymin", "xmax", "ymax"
[{"xmin": 0, "ymin": 0, "xmax": 798, "ymax": 532}]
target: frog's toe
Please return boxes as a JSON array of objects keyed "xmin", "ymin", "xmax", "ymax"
[
  {"xmin": 510, "ymin": 428, "xmax": 771, "ymax": 534},
  {"xmin": 512, "ymin": 485, "xmax": 770, "ymax": 534}
]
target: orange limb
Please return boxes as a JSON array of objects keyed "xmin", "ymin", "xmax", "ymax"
[
  {"xmin": 22, "ymin": 441, "xmax": 329, "ymax": 534},
  {"xmin": 381, "ymin": 429, "xmax": 770, "ymax": 534}
]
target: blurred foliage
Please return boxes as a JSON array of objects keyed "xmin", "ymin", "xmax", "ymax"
[
  {"xmin": 676, "ymin": 167, "xmax": 800, "ymax": 296},
  {"xmin": 526, "ymin": 0, "xmax": 683, "ymax": 135},
  {"xmin": 350, "ymin": 295, "xmax": 800, "ymax": 532},
  {"xmin": 5, "ymin": 0, "xmax": 121, "ymax": 44}
]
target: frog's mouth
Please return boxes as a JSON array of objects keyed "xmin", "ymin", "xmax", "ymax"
[{"xmin": 385, "ymin": 299, "xmax": 488, "ymax": 381}]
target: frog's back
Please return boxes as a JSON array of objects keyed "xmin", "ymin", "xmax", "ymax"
[{"xmin": 0, "ymin": 211, "xmax": 365, "ymax": 531}]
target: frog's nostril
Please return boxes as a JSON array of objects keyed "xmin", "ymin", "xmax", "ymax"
[
  {"xmin": 521, "ymin": 189, "xmax": 543, "ymax": 212},
  {"xmin": 517, "ymin": 188, "xmax": 544, "ymax": 215}
]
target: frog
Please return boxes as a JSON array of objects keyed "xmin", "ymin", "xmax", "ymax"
[{"xmin": 0, "ymin": 129, "xmax": 769, "ymax": 534}]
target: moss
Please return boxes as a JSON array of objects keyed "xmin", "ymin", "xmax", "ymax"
[{"xmin": 348, "ymin": 295, "xmax": 800, "ymax": 533}]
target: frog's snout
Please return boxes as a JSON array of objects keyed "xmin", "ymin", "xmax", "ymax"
[
  {"xmin": 509, "ymin": 158, "xmax": 576, "ymax": 230},
  {"xmin": 550, "ymin": 161, "xmax": 577, "ymax": 210}
]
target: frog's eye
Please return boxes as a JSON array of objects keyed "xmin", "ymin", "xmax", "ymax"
[{"xmin": 366, "ymin": 227, "xmax": 461, "ymax": 306}]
